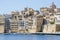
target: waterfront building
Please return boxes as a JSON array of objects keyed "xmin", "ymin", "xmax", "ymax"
[
  {"xmin": 54, "ymin": 12, "xmax": 60, "ymax": 32},
  {"xmin": 9, "ymin": 8, "xmax": 43, "ymax": 33},
  {"xmin": 4, "ymin": 14, "xmax": 11, "ymax": 33},
  {"xmin": 19, "ymin": 8, "xmax": 43, "ymax": 33},
  {"xmin": 0, "ymin": 15, "xmax": 5, "ymax": 33},
  {"xmin": 41, "ymin": 2, "xmax": 59, "ymax": 33},
  {"xmin": 43, "ymin": 13, "xmax": 55, "ymax": 33},
  {"xmin": 9, "ymin": 11, "xmax": 19, "ymax": 33},
  {"xmin": 40, "ymin": 2, "xmax": 60, "ymax": 33},
  {"xmin": 23, "ymin": 14, "xmax": 43, "ymax": 33}
]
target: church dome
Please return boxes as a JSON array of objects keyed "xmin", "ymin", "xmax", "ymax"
[{"xmin": 50, "ymin": 2, "xmax": 56, "ymax": 9}]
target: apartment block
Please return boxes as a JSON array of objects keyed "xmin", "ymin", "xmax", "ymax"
[
  {"xmin": 8, "ymin": 8, "xmax": 43, "ymax": 33},
  {"xmin": 9, "ymin": 11, "xmax": 19, "ymax": 33}
]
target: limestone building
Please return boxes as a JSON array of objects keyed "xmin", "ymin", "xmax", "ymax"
[
  {"xmin": 0, "ymin": 15, "xmax": 5, "ymax": 33},
  {"xmin": 9, "ymin": 8, "xmax": 43, "ymax": 33},
  {"xmin": 54, "ymin": 12, "xmax": 60, "ymax": 32},
  {"xmin": 40, "ymin": 2, "xmax": 56, "ymax": 33},
  {"xmin": 9, "ymin": 11, "xmax": 19, "ymax": 33},
  {"xmin": 19, "ymin": 8, "xmax": 43, "ymax": 33},
  {"xmin": 41, "ymin": 2, "xmax": 60, "ymax": 33}
]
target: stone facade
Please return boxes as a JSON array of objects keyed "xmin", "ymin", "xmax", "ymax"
[
  {"xmin": 0, "ymin": 2, "xmax": 60, "ymax": 33},
  {"xmin": 41, "ymin": 2, "xmax": 60, "ymax": 33},
  {"xmin": 0, "ymin": 15, "xmax": 5, "ymax": 33},
  {"xmin": 9, "ymin": 11, "xmax": 19, "ymax": 33},
  {"xmin": 8, "ymin": 8, "xmax": 43, "ymax": 33}
]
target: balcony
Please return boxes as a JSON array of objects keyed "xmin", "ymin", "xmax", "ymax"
[
  {"xmin": 55, "ymin": 22, "xmax": 60, "ymax": 24},
  {"xmin": 0, "ymin": 21, "xmax": 5, "ymax": 23}
]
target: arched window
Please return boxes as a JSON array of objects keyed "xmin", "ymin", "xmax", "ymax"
[{"xmin": 15, "ymin": 16, "xmax": 17, "ymax": 19}]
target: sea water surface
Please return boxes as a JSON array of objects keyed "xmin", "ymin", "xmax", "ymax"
[{"xmin": 0, "ymin": 34, "xmax": 60, "ymax": 40}]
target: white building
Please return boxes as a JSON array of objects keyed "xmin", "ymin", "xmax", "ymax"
[
  {"xmin": 54, "ymin": 12, "xmax": 60, "ymax": 32},
  {"xmin": 55, "ymin": 13, "xmax": 60, "ymax": 24}
]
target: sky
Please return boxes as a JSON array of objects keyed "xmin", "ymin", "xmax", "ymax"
[{"xmin": 0, "ymin": 0, "xmax": 60, "ymax": 14}]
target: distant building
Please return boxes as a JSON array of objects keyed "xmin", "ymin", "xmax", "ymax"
[
  {"xmin": 0, "ymin": 15, "xmax": 5, "ymax": 33},
  {"xmin": 43, "ymin": 13, "xmax": 55, "ymax": 33},
  {"xmin": 40, "ymin": 2, "xmax": 60, "ymax": 33},
  {"xmin": 19, "ymin": 8, "xmax": 43, "ymax": 33},
  {"xmin": 54, "ymin": 12, "xmax": 60, "ymax": 32},
  {"xmin": 4, "ymin": 14, "xmax": 11, "ymax": 33},
  {"xmin": 9, "ymin": 8, "xmax": 43, "ymax": 33},
  {"xmin": 40, "ymin": 2, "xmax": 56, "ymax": 15},
  {"xmin": 9, "ymin": 11, "xmax": 19, "ymax": 33}
]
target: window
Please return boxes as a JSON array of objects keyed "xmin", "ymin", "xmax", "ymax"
[
  {"xmin": 15, "ymin": 16, "xmax": 17, "ymax": 19},
  {"xmin": 19, "ymin": 18, "xmax": 22, "ymax": 20},
  {"xmin": 19, "ymin": 21, "xmax": 24, "ymax": 27},
  {"xmin": 55, "ymin": 17, "xmax": 57, "ymax": 21},
  {"xmin": 18, "ymin": 16, "xmax": 22, "ymax": 18},
  {"xmin": 18, "ymin": 16, "xmax": 22, "ymax": 20},
  {"xmin": 59, "ymin": 16, "xmax": 60, "ymax": 18},
  {"xmin": 51, "ymin": 18, "xmax": 53, "ymax": 20}
]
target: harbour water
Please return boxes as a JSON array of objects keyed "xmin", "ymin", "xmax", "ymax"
[{"xmin": 0, "ymin": 34, "xmax": 60, "ymax": 40}]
